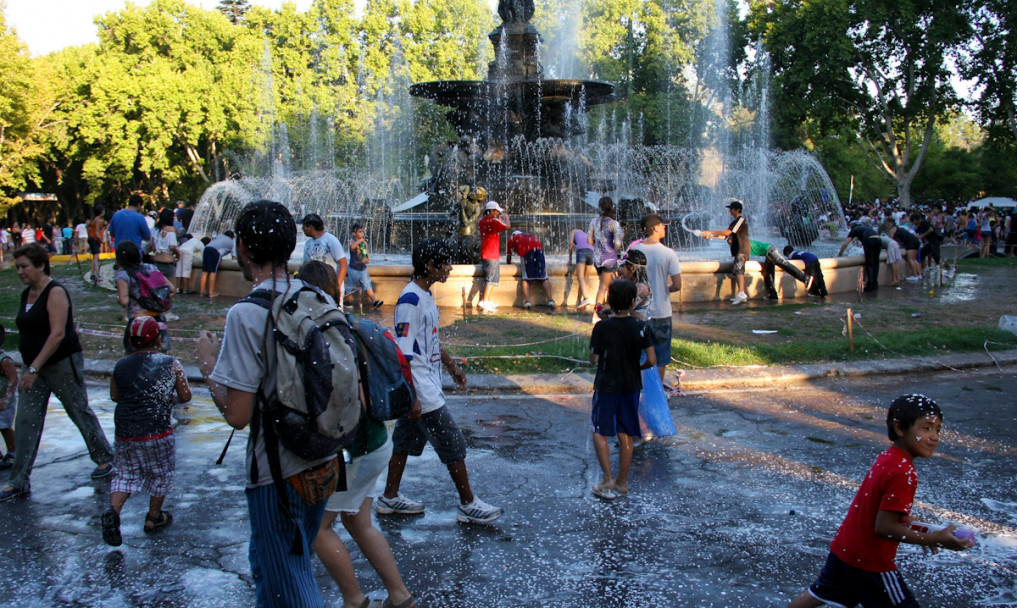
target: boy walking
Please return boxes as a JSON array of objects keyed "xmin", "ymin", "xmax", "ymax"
[
  {"xmin": 376, "ymin": 239, "xmax": 503, "ymax": 524},
  {"xmin": 346, "ymin": 223, "xmax": 383, "ymax": 310},
  {"xmin": 789, "ymin": 394, "xmax": 975, "ymax": 608},
  {"xmin": 589, "ymin": 279, "xmax": 656, "ymax": 499},
  {"xmin": 102, "ymin": 317, "xmax": 192, "ymax": 546}
]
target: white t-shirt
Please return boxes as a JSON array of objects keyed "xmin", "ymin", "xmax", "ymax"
[
  {"xmin": 635, "ymin": 241, "xmax": 682, "ymax": 320},
  {"xmin": 303, "ymin": 232, "xmax": 347, "ymax": 269},
  {"xmin": 393, "ymin": 281, "xmax": 444, "ymax": 414},
  {"xmin": 75, "ymin": 223, "xmax": 88, "ymax": 239},
  {"xmin": 153, "ymin": 228, "xmax": 178, "ymax": 254},
  {"xmin": 209, "ymin": 278, "xmax": 332, "ymax": 487}
]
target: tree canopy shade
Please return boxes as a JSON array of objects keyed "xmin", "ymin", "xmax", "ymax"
[
  {"xmin": 960, "ymin": 0, "xmax": 1017, "ymax": 143},
  {"xmin": 750, "ymin": 0, "xmax": 972, "ymax": 207}
]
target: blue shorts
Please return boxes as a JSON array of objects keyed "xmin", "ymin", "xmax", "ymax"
[
  {"xmin": 202, "ymin": 247, "xmax": 221, "ymax": 273},
  {"xmin": 482, "ymin": 259, "xmax": 500, "ymax": 286},
  {"xmin": 808, "ymin": 552, "xmax": 918, "ymax": 608},
  {"xmin": 647, "ymin": 318, "xmax": 673, "ymax": 367},
  {"xmin": 591, "ymin": 392, "xmax": 641, "ymax": 438},
  {"xmin": 391, "ymin": 405, "xmax": 468, "ymax": 464},
  {"xmin": 522, "ymin": 250, "xmax": 548, "ymax": 281},
  {"xmin": 575, "ymin": 248, "xmax": 595, "ymax": 266},
  {"xmin": 346, "ymin": 267, "xmax": 372, "ymax": 292},
  {"xmin": 0, "ymin": 392, "xmax": 15, "ymax": 429}
]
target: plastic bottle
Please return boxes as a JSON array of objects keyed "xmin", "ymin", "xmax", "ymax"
[{"xmin": 909, "ymin": 521, "xmax": 977, "ymax": 543}]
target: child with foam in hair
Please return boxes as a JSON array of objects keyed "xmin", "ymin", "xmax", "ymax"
[{"xmin": 789, "ymin": 394, "xmax": 975, "ymax": 608}]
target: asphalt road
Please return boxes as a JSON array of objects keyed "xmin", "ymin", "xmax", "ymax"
[{"xmin": 1, "ymin": 368, "xmax": 1015, "ymax": 607}]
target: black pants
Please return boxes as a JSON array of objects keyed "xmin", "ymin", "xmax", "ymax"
[
  {"xmin": 805, "ymin": 260, "xmax": 827, "ymax": 296},
  {"xmin": 863, "ymin": 237, "xmax": 881, "ymax": 291},
  {"xmin": 762, "ymin": 248, "xmax": 807, "ymax": 298}
]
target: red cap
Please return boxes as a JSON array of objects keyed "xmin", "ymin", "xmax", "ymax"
[{"xmin": 127, "ymin": 316, "xmax": 166, "ymax": 347}]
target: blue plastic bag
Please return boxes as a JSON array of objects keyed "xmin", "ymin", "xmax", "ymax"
[{"xmin": 639, "ymin": 363, "xmax": 677, "ymax": 438}]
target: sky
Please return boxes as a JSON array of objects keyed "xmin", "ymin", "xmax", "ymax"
[{"xmin": 4, "ymin": 0, "xmax": 314, "ymax": 56}]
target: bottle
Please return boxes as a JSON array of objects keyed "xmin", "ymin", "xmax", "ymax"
[{"xmin": 909, "ymin": 521, "xmax": 977, "ymax": 543}]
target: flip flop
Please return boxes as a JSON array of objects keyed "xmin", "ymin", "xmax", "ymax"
[
  {"xmin": 592, "ymin": 483, "xmax": 618, "ymax": 500},
  {"xmin": 102, "ymin": 508, "xmax": 122, "ymax": 547}
]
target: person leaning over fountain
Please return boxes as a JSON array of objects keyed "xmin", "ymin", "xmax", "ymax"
[
  {"xmin": 701, "ymin": 200, "xmax": 750, "ymax": 306},
  {"xmin": 375, "ymin": 239, "xmax": 504, "ymax": 524},
  {"xmin": 783, "ymin": 246, "xmax": 828, "ymax": 297},
  {"xmin": 838, "ymin": 220, "xmax": 882, "ymax": 292},
  {"xmin": 300, "ymin": 213, "xmax": 349, "ymax": 306},
  {"xmin": 748, "ymin": 239, "xmax": 813, "ymax": 300},
  {"xmin": 506, "ymin": 230, "xmax": 556, "ymax": 310},
  {"xmin": 632, "ymin": 213, "xmax": 681, "ymax": 389},
  {"xmin": 477, "ymin": 201, "xmax": 510, "ymax": 312}
]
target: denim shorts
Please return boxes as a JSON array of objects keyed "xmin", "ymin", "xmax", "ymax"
[
  {"xmin": 392, "ymin": 405, "xmax": 468, "ymax": 464},
  {"xmin": 346, "ymin": 267, "xmax": 372, "ymax": 292},
  {"xmin": 647, "ymin": 318, "xmax": 673, "ymax": 367},
  {"xmin": 575, "ymin": 248, "xmax": 595, "ymax": 266}
]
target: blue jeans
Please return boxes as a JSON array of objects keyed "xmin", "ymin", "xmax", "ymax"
[{"xmin": 246, "ymin": 482, "xmax": 327, "ymax": 608}]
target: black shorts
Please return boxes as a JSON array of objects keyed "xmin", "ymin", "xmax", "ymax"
[
  {"xmin": 87, "ymin": 236, "xmax": 101, "ymax": 255},
  {"xmin": 808, "ymin": 552, "xmax": 918, "ymax": 608},
  {"xmin": 202, "ymin": 247, "xmax": 222, "ymax": 273},
  {"xmin": 391, "ymin": 406, "xmax": 467, "ymax": 464}
]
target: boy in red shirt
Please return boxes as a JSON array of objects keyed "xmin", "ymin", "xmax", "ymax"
[
  {"xmin": 477, "ymin": 201, "xmax": 510, "ymax": 311},
  {"xmin": 506, "ymin": 230, "xmax": 555, "ymax": 310},
  {"xmin": 789, "ymin": 394, "xmax": 975, "ymax": 608}
]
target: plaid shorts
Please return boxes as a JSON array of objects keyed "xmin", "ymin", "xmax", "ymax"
[{"xmin": 111, "ymin": 433, "xmax": 176, "ymax": 497}]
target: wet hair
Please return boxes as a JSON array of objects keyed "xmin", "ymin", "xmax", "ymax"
[
  {"xmin": 411, "ymin": 238, "xmax": 451, "ymax": 278},
  {"xmin": 621, "ymin": 249, "xmax": 648, "ymax": 284},
  {"xmin": 887, "ymin": 394, "xmax": 942, "ymax": 441},
  {"xmin": 351, "ymin": 223, "xmax": 364, "ymax": 233},
  {"xmin": 782, "ymin": 245, "xmax": 794, "ymax": 257},
  {"xmin": 92, "ymin": 206, "xmax": 105, "ymax": 218},
  {"xmin": 128, "ymin": 193, "xmax": 144, "ymax": 208},
  {"xmin": 201, "ymin": 236, "xmax": 211, "ymax": 245},
  {"xmin": 598, "ymin": 196, "xmax": 615, "ymax": 218},
  {"xmin": 607, "ymin": 278, "xmax": 637, "ymax": 312},
  {"xmin": 298, "ymin": 260, "xmax": 340, "ymax": 302},
  {"xmin": 234, "ymin": 200, "xmax": 295, "ymax": 267},
  {"xmin": 12, "ymin": 243, "xmax": 50, "ymax": 275},
  {"xmin": 115, "ymin": 240, "xmax": 143, "ymax": 270},
  {"xmin": 157, "ymin": 208, "xmax": 175, "ymax": 228}
]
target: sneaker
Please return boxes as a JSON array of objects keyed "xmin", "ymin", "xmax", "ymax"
[
  {"xmin": 457, "ymin": 497, "xmax": 503, "ymax": 524},
  {"xmin": 478, "ymin": 300, "xmax": 497, "ymax": 312},
  {"xmin": 375, "ymin": 493, "xmax": 425, "ymax": 515},
  {"xmin": 576, "ymin": 298, "xmax": 591, "ymax": 309},
  {"xmin": 0, "ymin": 486, "xmax": 28, "ymax": 502},
  {"xmin": 101, "ymin": 508, "xmax": 122, "ymax": 547},
  {"xmin": 0, "ymin": 453, "xmax": 13, "ymax": 470},
  {"xmin": 547, "ymin": 299, "xmax": 556, "ymax": 310},
  {"xmin": 523, "ymin": 301, "xmax": 532, "ymax": 310},
  {"xmin": 165, "ymin": 313, "xmax": 180, "ymax": 321},
  {"xmin": 372, "ymin": 300, "xmax": 384, "ymax": 309},
  {"xmin": 805, "ymin": 275, "xmax": 815, "ymax": 292},
  {"xmin": 91, "ymin": 464, "xmax": 116, "ymax": 480},
  {"xmin": 730, "ymin": 292, "xmax": 748, "ymax": 306},
  {"xmin": 905, "ymin": 276, "xmax": 921, "ymax": 282}
]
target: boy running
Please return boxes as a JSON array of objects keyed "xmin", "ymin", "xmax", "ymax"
[
  {"xmin": 102, "ymin": 316, "xmax": 191, "ymax": 546},
  {"xmin": 589, "ymin": 279, "xmax": 656, "ymax": 499},
  {"xmin": 789, "ymin": 394, "xmax": 975, "ymax": 608}
]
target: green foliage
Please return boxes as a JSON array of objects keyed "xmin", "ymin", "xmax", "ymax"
[{"xmin": 960, "ymin": 0, "xmax": 1017, "ymax": 143}]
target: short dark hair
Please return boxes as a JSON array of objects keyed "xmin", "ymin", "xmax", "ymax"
[
  {"xmin": 411, "ymin": 239, "xmax": 451, "ymax": 278},
  {"xmin": 235, "ymin": 200, "xmax": 295, "ymax": 267},
  {"xmin": 298, "ymin": 260, "xmax": 340, "ymax": 302},
  {"xmin": 782, "ymin": 245, "xmax": 794, "ymax": 257},
  {"xmin": 887, "ymin": 394, "xmax": 942, "ymax": 441},
  {"xmin": 351, "ymin": 223, "xmax": 364, "ymax": 233},
  {"xmin": 93, "ymin": 205, "xmax": 105, "ymax": 218},
  {"xmin": 128, "ymin": 193, "xmax": 144, "ymax": 208},
  {"xmin": 607, "ymin": 278, "xmax": 637, "ymax": 312},
  {"xmin": 157, "ymin": 208, "xmax": 175, "ymax": 228},
  {"xmin": 115, "ymin": 240, "xmax": 142, "ymax": 269},
  {"xmin": 12, "ymin": 243, "xmax": 50, "ymax": 275}
]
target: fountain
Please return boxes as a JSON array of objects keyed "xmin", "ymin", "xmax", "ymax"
[{"xmin": 185, "ymin": 0, "xmax": 871, "ymax": 305}]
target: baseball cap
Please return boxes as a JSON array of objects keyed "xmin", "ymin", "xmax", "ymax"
[
  {"xmin": 640, "ymin": 213, "xmax": 667, "ymax": 232},
  {"xmin": 127, "ymin": 316, "xmax": 166, "ymax": 348},
  {"xmin": 726, "ymin": 200, "xmax": 743, "ymax": 211},
  {"xmin": 484, "ymin": 201, "xmax": 503, "ymax": 213},
  {"xmin": 511, "ymin": 230, "xmax": 522, "ymax": 236},
  {"xmin": 299, "ymin": 213, "xmax": 324, "ymax": 230}
]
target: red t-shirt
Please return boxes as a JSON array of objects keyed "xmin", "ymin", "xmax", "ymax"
[
  {"xmin": 478, "ymin": 216, "xmax": 509, "ymax": 260},
  {"xmin": 829, "ymin": 445, "xmax": 917, "ymax": 572},
  {"xmin": 508, "ymin": 232, "xmax": 542, "ymax": 258}
]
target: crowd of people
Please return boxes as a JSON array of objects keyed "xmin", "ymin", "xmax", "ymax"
[{"xmin": 0, "ymin": 192, "xmax": 987, "ymax": 607}]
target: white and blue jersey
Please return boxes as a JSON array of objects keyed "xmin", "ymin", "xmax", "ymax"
[{"xmin": 394, "ymin": 281, "xmax": 444, "ymax": 414}]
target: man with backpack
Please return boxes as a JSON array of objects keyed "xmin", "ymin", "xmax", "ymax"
[
  {"xmin": 375, "ymin": 239, "xmax": 504, "ymax": 524},
  {"xmin": 198, "ymin": 201, "xmax": 348, "ymax": 608}
]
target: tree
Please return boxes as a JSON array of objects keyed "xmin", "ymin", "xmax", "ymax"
[
  {"xmin": 217, "ymin": 0, "xmax": 251, "ymax": 25},
  {"xmin": 751, "ymin": 0, "xmax": 972, "ymax": 207},
  {"xmin": 960, "ymin": 0, "xmax": 1017, "ymax": 143}
]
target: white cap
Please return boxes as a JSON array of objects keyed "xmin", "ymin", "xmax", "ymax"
[
  {"xmin": 484, "ymin": 201, "xmax": 503, "ymax": 212},
  {"xmin": 511, "ymin": 230, "xmax": 522, "ymax": 236}
]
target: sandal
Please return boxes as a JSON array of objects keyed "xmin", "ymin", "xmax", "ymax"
[
  {"xmin": 144, "ymin": 510, "xmax": 173, "ymax": 533},
  {"xmin": 102, "ymin": 508, "xmax": 122, "ymax": 547},
  {"xmin": 592, "ymin": 482, "xmax": 618, "ymax": 500},
  {"xmin": 381, "ymin": 594, "xmax": 416, "ymax": 608}
]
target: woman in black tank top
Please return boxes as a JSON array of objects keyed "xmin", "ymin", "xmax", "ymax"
[{"xmin": 0, "ymin": 244, "xmax": 113, "ymax": 502}]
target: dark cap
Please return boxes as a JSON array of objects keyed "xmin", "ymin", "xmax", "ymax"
[
  {"xmin": 299, "ymin": 213, "xmax": 324, "ymax": 230},
  {"xmin": 640, "ymin": 213, "xmax": 667, "ymax": 233},
  {"xmin": 726, "ymin": 199, "xmax": 743, "ymax": 211}
]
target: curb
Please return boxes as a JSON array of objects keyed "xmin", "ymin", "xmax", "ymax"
[{"xmin": 14, "ymin": 349, "xmax": 1011, "ymax": 396}]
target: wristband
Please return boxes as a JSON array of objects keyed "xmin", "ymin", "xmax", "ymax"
[{"xmin": 27, "ymin": 366, "xmax": 38, "ymax": 375}]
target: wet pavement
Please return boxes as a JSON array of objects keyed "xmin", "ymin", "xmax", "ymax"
[{"xmin": 2, "ymin": 367, "xmax": 1016, "ymax": 607}]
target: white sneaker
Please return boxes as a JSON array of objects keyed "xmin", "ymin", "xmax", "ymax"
[
  {"xmin": 576, "ymin": 298, "xmax": 591, "ymax": 309},
  {"xmin": 375, "ymin": 493, "xmax": 425, "ymax": 515},
  {"xmin": 547, "ymin": 299, "xmax": 556, "ymax": 310},
  {"xmin": 730, "ymin": 292, "xmax": 748, "ymax": 305},
  {"xmin": 478, "ymin": 300, "xmax": 498, "ymax": 312},
  {"xmin": 522, "ymin": 301, "xmax": 532, "ymax": 310},
  {"xmin": 905, "ymin": 276, "xmax": 921, "ymax": 282},
  {"xmin": 457, "ymin": 497, "xmax": 503, "ymax": 524}
]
